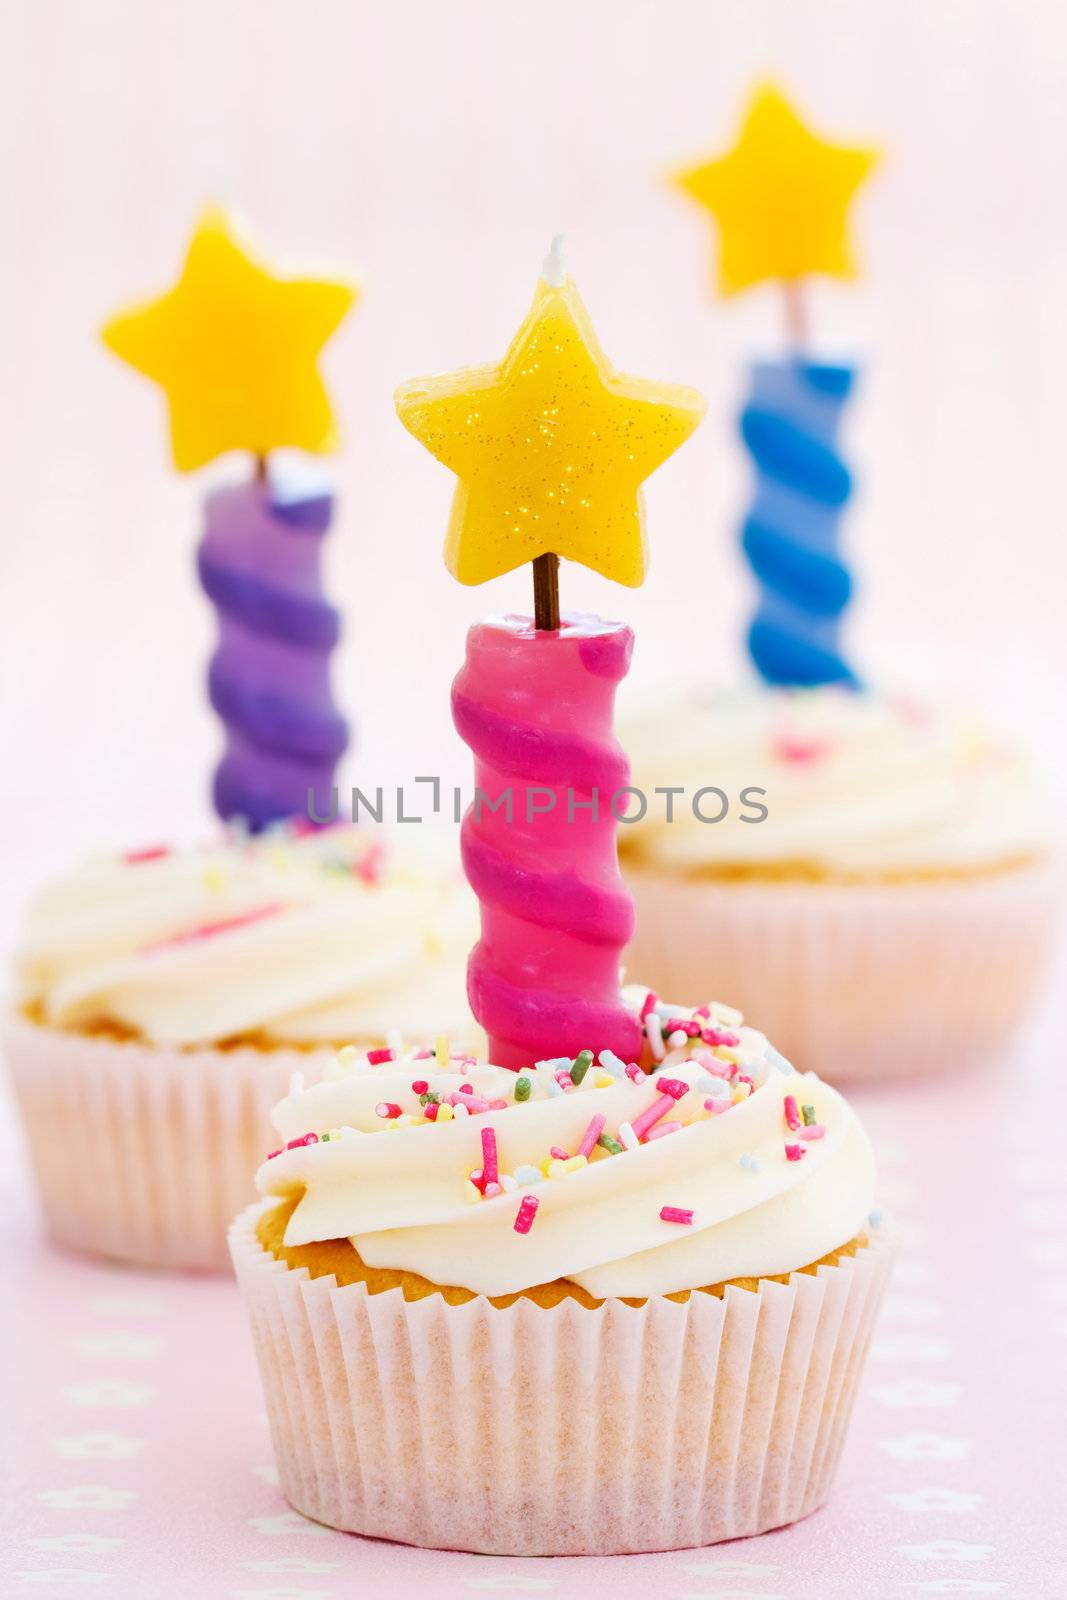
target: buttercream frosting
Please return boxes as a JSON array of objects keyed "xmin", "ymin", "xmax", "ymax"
[
  {"xmin": 619, "ymin": 684, "xmax": 1050, "ymax": 877},
  {"xmin": 16, "ymin": 826, "xmax": 478, "ymax": 1050},
  {"xmin": 257, "ymin": 987, "xmax": 875, "ymax": 1298}
]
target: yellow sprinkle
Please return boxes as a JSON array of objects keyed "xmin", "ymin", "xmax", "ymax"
[
  {"xmin": 547, "ymin": 1159, "xmax": 566, "ymax": 1179},
  {"xmin": 335, "ymin": 1045, "xmax": 359, "ymax": 1071},
  {"xmin": 715, "ymin": 1047, "xmax": 741, "ymax": 1064},
  {"xmin": 731, "ymin": 1082, "xmax": 751, "ymax": 1103},
  {"xmin": 594, "ymin": 1072, "xmax": 615, "ymax": 1088},
  {"xmin": 562, "ymin": 1154, "xmax": 587, "ymax": 1172},
  {"xmin": 436, "ymin": 1102, "xmax": 454, "ymax": 1122},
  {"xmin": 328, "ymin": 1128, "xmax": 342, "ymax": 1141},
  {"xmin": 434, "ymin": 1035, "xmax": 449, "ymax": 1069}
]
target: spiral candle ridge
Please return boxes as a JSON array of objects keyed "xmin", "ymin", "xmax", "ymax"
[
  {"xmin": 740, "ymin": 359, "xmax": 858, "ymax": 687},
  {"xmin": 198, "ymin": 475, "xmax": 348, "ymax": 831},
  {"xmin": 453, "ymin": 614, "xmax": 642, "ymax": 1072}
]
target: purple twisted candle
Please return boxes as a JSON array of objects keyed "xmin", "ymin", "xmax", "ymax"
[
  {"xmin": 197, "ymin": 471, "xmax": 348, "ymax": 830},
  {"xmin": 453, "ymin": 613, "xmax": 642, "ymax": 1072}
]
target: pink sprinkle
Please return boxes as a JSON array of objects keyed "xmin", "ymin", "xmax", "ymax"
[
  {"xmin": 122, "ymin": 844, "xmax": 171, "ymax": 865},
  {"xmin": 624, "ymin": 1062, "xmax": 643, "ymax": 1082},
  {"xmin": 664, "ymin": 1018, "xmax": 701, "ymax": 1038},
  {"xmin": 577, "ymin": 1113, "xmax": 606, "ymax": 1158},
  {"xmin": 142, "ymin": 901, "xmax": 285, "ymax": 953},
  {"xmin": 660, "ymin": 1206, "xmax": 694, "ymax": 1226},
  {"xmin": 785, "ymin": 1143, "xmax": 806, "ymax": 1161},
  {"xmin": 411, "ymin": 1079, "xmax": 429, "ymax": 1094},
  {"xmin": 555, "ymin": 1070, "xmax": 573, "ymax": 1088},
  {"xmin": 773, "ymin": 734, "xmax": 829, "ymax": 766},
  {"xmin": 735, "ymin": 1074, "xmax": 754, "ymax": 1090},
  {"xmin": 481, "ymin": 1126, "xmax": 499, "ymax": 1187},
  {"xmin": 549, "ymin": 1145, "xmax": 570, "ymax": 1161},
  {"xmin": 655, "ymin": 1077, "xmax": 689, "ymax": 1101},
  {"xmin": 514, "ymin": 1194, "xmax": 540, "ymax": 1235},
  {"xmin": 639, "ymin": 990, "xmax": 659, "ymax": 1020},
  {"xmin": 424, "ymin": 1102, "xmax": 439, "ymax": 1121},
  {"xmin": 703, "ymin": 1097, "xmax": 728, "ymax": 1114},
  {"xmin": 286, "ymin": 1133, "xmax": 319, "ymax": 1150},
  {"xmin": 799, "ymin": 1124, "xmax": 826, "ymax": 1141},
  {"xmin": 488, "ymin": 1098, "xmax": 509, "ymax": 1111},
  {"xmin": 356, "ymin": 839, "xmax": 386, "ymax": 885},
  {"xmin": 783, "ymin": 1095, "xmax": 801, "ymax": 1131},
  {"xmin": 266, "ymin": 1147, "xmax": 283, "ymax": 1161},
  {"xmin": 630, "ymin": 1093, "xmax": 677, "ymax": 1141},
  {"xmin": 367, "ymin": 1047, "xmax": 394, "ymax": 1065},
  {"xmin": 483, "ymin": 1181, "xmax": 502, "ymax": 1198},
  {"xmin": 452, "ymin": 1093, "xmax": 489, "ymax": 1113},
  {"xmin": 375, "ymin": 1102, "xmax": 402, "ymax": 1119},
  {"xmin": 645, "ymin": 1120, "xmax": 683, "ymax": 1141},
  {"xmin": 693, "ymin": 1005, "xmax": 711, "ymax": 1019},
  {"xmin": 702, "ymin": 1027, "xmax": 740, "ymax": 1048},
  {"xmin": 413, "ymin": 1048, "xmax": 433, "ymax": 1060},
  {"xmin": 458, "ymin": 1083, "xmax": 475, "ymax": 1095}
]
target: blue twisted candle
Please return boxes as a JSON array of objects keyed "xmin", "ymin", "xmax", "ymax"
[
  {"xmin": 197, "ymin": 471, "xmax": 348, "ymax": 830},
  {"xmin": 740, "ymin": 358, "xmax": 858, "ymax": 687}
]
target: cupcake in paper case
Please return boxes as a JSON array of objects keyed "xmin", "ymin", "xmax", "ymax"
[
  {"xmin": 5, "ymin": 824, "xmax": 479, "ymax": 1271},
  {"xmin": 619, "ymin": 685, "xmax": 1059, "ymax": 1082},
  {"xmin": 231, "ymin": 985, "xmax": 892, "ymax": 1556}
]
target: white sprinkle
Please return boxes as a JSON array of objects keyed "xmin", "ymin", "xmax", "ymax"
[
  {"xmin": 698, "ymin": 1076, "xmax": 730, "ymax": 1100},
  {"xmin": 712, "ymin": 1001, "xmax": 744, "ymax": 1028},
  {"xmin": 547, "ymin": 1079, "xmax": 564, "ymax": 1098},
  {"xmin": 514, "ymin": 1164, "xmax": 544, "ymax": 1186},
  {"xmin": 598, "ymin": 1049, "xmax": 625, "ymax": 1075},
  {"xmin": 667, "ymin": 1029, "xmax": 688, "ymax": 1048},
  {"xmin": 646, "ymin": 1012, "xmax": 666, "ymax": 1061},
  {"xmin": 499, "ymin": 1174, "xmax": 518, "ymax": 1193},
  {"xmin": 288, "ymin": 1071, "xmax": 305, "ymax": 1097},
  {"xmin": 619, "ymin": 1122, "xmax": 639, "ymax": 1152},
  {"xmin": 452, "ymin": 1101, "xmax": 470, "ymax": 1118},
  {"xmin": 739, "ymin": 1153, "xmax": 760, "ymax": 1172}
]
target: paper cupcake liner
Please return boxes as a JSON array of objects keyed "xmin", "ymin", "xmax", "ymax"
[
  {"xmin": 624, "ymin": 858, "xmax": 1060, "ymax": 1081},
  {"xmin": 230, "ymin": 1203, "xmax": 893, "ymax": 1555},
  {"xmin": 3, "ymin": 1014, "xmax": 336, "ymax": 1271}
]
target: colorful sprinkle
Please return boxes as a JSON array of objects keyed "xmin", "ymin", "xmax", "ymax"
[
  {"xmin": 286, "ymin": 1132, "xmax": 319, "ymax": 1150},
  {"xmin": 655, "ymin": 1077, "xmax": 689, "ymax": 1101},
  {"xmin": 549, "ymin": 1145, "xmax": 570, "ymax": 1161},
  {"xmin": 514, "ymin": 1194, "xmax": 540, "ymax": 1234},
  {"xmin": 367, "ymin": 1047, "xmax": 395, "ymax": 1065},
  {"xmin": 783, "ymin": 1095, "xmax": 801, "ymax": 1131},
  {"xmin": 597, "ymin": 1134, "xmax": 625, "ymax": 1156},
  {"xmin": 570, "ymin": 1049, "xmax": 594, "ymax": 1085},
  {"xmin": 645, "ymin": 1119, "xmax": 683, "ymax": 1141},
  {"xmin": 481, "ymin": 1126, "xmax": 499, "ymax": 1186},
  {"xmin": 411, "ymin": 1078, "xmax": 429, "ymax": 1095},
  {"xmin": 799, "ymin": 1124, "xmax": 826, "ymax": 1141},
  {"xmin": 618, "ymin": 1121, "xmax": 639, "ymax": 1152},
  {"xmin": 123, "ymin": 844, "xmax": 172, "ymax": 865},
  {"xmin": 659, "ymin": 1205, "xmax": 694, "ymax": 1226},
  {"xmin": 514, "ymin": 1076, "xmax": 532, "ymax": 1102},
  {"xmin": 630, "ymin": 1093, "xmax": 678, "ymax": 1141},
  {"xmin": 785, "ymin": 1142, "xmax": 806, "ymax": 1161},
  {"xmin": 375, "ymin": 1102, "xmax": 402, "ymax": 1120},
  {"xmin": 434, "ymin": 1036, "xmax": 449, "ymax": 1069},
  {"xmin": 577, "ymin": 1113, "xmax": 606, "ymax": 1158},
  {"xmin": 801, "ymin": 1103, "xmax": 816, "ymax": 1126},
  {"xmin": 739, "ymin": 1153, "xmax": 760, "ymax": 1172},
  {"xmin": 514, "ymin": 1164, "xmax": 544, "ymax": 1186}
]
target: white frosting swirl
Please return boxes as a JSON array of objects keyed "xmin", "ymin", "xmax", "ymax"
[
  {"xmin": 16, "ymin": 827, "xmax": 479, "ymax": 1050},
  {"xmin": 620, "ymin": 684, "xmax": 1050, "ymax": 877},
  {"xmin": 257, "ymin": 990, "xmax": 875, "ymax": 1298}
]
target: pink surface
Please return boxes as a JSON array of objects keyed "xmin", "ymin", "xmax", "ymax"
[{"xmin": 5, "ymin": 1019, "xmax": 1067, "ymax": 1598}]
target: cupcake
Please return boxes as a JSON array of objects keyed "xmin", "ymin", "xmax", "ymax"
[
  {"xmin": 6, "ymin": 824, "xmax": 478, "ymax": 1270},
  {"xmin": 231, "ymin": 986, "xmax": 892, "ymax": 1555},
  {"xmin": 619, "ymin": 684, "xmax": 1057, "ymax": 1081}
]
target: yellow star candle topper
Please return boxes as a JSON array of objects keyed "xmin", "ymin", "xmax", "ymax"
[
  {"xmin": 673, "ymin": 83, "xmax": 880, "ymax": 297},
  {"xmin": 394, "ymin": 244, "xmax": 705, "ymax": 590},
  {"xmin": 101, "ymin": 207, "xmax": 356, "ymax": 472}
]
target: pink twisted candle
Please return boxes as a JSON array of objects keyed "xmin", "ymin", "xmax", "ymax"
[{"xmin": 452, "ymin": 612, "xmax": 642, "ymax": 1071}]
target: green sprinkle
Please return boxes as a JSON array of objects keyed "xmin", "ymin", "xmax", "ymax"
[
  {"xmin": 570, "ymin": 1049, "xmax": 594, "ymax": 1085},
  {"xmin": 597, "ymin": 1134, "xmax": 624, "ymax": 1155},
  {"xmin": 801, "ymin": 1104, "xmax": 816, "ymax": 1126},
  {"xmin": 321, "ymin": 1131, "xmax": 332, "ymax": 1142},
  {"xmin": 514, "ymin": 1076, "xmax": 532, "ymax": 1102},
  {"xmin": 419, "ymin": 1091, "xmax": 440, "ymax": 1107}
]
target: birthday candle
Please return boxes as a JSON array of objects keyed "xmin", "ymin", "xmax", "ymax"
[
  {"xmin": 101, "ymin": 207, "xmax": 356, "ymax": 828},
  {"xmin": 396, "ymin": 241, "xmax": 704, "ymax": 1069},
  {"xmin": 672, "ymin": 84, "xmax": 879, "ymax": 687}
]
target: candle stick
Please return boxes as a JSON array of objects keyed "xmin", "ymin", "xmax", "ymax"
[
  {"xmin": 101, "ymin": 207, "xmax": 356, "ymax": 827},
  {"xmin": 396, "ymin": 249, "xmax": 704, "ymax": 1068},
  {"xmin": 672, "ymin": 83, "xmax": 879, "ymax": 686}
]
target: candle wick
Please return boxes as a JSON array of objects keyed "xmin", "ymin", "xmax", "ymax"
[
  {"xmin": 782, "ymin": 278, "xmax": 809, "ymax": 353},
  {"xmin": 533, "ymin": 552, "xmax": 561, "ymax": 632},
  {"xmin": 253, "ymin": 452, "xmax": 268, "ymax": 486},
  {"xmin": 542, "ymin": 234, "xmax": 566, "ymax": 288}
]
